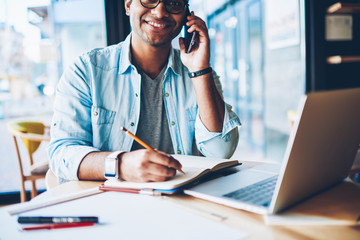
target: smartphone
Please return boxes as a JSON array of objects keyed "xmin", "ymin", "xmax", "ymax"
[{"xmin": 183, "ymin": 8, "xmax": 196, "ymax": 53}]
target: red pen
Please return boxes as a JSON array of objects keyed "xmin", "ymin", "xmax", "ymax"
[
  {"xmin": 99, "ymin": 184, "xmax": 162, "ymax": 196},
  {"xmin": 21, "ymin": 222, "xmax": 94, "ymax": 231}
]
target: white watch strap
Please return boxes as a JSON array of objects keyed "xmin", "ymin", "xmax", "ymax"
[
  {"xmin": 107, "ymin": 151, "xmax": 124, "ymax": 159},
  {"xmin": 104, "ymin": 151, "xmax": 124, "ymax": 179}
]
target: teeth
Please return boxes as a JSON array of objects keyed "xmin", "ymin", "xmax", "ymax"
[{"xmin": 148, "ymin": 21, "xmax": 166, "ymax": 28}]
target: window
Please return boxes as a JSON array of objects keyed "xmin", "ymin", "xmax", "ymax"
[
  {"xmin": 0, "ymin": 0, "xmax": 107, "ymax": 195},
  {"xmin": 194, "ymin": 0, "xmax": 305, "ymax": 162}
]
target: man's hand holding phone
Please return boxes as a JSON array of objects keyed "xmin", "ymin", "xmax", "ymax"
[{"xmin": 179, "ymin": 11, "xmax": 211, "ymax": 73}]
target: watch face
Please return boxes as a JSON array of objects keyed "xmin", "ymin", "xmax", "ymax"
[{"xmin": 104, "ymin": 157, "xmax": 116, "ymax": 177}]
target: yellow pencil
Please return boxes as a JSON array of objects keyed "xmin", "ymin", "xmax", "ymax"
[{"xmin": 121, "ymin": 126, "xmax": 185, "ymax": 174}]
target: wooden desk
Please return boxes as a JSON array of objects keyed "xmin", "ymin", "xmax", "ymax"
[{"xmin": 35, "ymin": 179, "xmax": 360, "ymax": 240}]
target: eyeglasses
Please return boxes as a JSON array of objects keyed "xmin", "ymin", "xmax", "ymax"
[{"xmin": 140, "ymin": 0, "xmax": 188, "ymax": 14}]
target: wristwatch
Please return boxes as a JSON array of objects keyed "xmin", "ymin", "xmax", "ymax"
[{"xmin": 104, "ymin": 151, "xmax": 123, "ymax": 179}]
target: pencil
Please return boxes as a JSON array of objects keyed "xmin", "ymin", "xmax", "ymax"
[
  {"xmin": 99, "ymin": 184, "xmax": 162, "ymax": 196},
  {"xmin": 121, "ymin": 126, "xmax": 154, "ymax": 151},
  {"xmin": 121, "ymin": 126, "xmax": 185, "ymax": 174}
]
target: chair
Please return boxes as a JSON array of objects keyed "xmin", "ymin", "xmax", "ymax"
[{"xmin": 7, "ymin": 121, "xmax": 50, "ymax": 202}]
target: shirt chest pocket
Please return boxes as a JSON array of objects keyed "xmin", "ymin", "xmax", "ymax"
[
  {"xmin": 91, "ymin": 106, "xmax": 116, "ymax": 150},
  {"xmin": 92, "ymin": 106, "xmax": 116, "ymax": 124}
]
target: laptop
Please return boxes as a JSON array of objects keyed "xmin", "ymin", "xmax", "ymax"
[{"xmin": 184, "ymin": 88, "xmax": 360, "ymax": 215}]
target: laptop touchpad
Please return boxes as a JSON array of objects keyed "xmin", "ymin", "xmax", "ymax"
[{"xmin": 188, "ymin": 167, "xmax": 277, "ymax": 196}]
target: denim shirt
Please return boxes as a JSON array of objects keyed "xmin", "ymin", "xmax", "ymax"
[{"xmin": 47, "ymin": 34, "xmax": 241, "ymax": 183}]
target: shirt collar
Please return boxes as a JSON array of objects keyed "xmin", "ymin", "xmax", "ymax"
[
  {"xmin": 119, "ymin": 33, "xmax": 133, "ymax": 74},
  {"xmin": 166, "ymin": 47, "xmax": 182, "ymax": 77}
]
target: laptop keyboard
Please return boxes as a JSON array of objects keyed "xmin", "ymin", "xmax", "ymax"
[{"xmin": 223, "ymin": 176, "xmax": 278, "ymax": 207}]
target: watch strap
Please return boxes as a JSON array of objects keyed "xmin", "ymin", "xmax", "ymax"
[
  {"xmin": 104, "ymin": 151, "xmax": 124, "ymax": 179},
  {"xmin": 188, "ymin": 67, "xmax": 212, "ymax": 78},
  {"xmin": 106, "ymin": 151, "xmax": 123, "ymax": 159}
]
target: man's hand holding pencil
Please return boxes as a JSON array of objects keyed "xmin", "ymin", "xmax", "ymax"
[{"xmin": 119, "ymin": 127, "xmax": 184, "ymax": 182}]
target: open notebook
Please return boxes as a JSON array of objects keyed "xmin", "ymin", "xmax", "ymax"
[{"xmin": 103, "ymin": 155, "xmax": 240, "ymax": 193}]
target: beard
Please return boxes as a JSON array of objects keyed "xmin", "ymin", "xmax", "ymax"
[{"xmin": 132, "ymin": 15, "xmax": 184, "ymax": 48}]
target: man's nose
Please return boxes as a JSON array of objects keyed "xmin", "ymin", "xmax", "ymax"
[{"xmin": 150, "ymin": 1, "xmax": 169, "ymax": 18}]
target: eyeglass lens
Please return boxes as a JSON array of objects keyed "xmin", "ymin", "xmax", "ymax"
[{"xmin": 140, "ymin": 0, "xmax": 186, "ymax": 14}]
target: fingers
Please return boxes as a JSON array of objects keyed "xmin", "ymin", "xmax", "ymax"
[
  {"xmin": 120, "ymin": 150, "xmax": 182, "ymax": 182},
  {"xmin": 141, "ymin": 162, "xmax": 177, "ymax": 182},
  {"xmin": 138, "ymin": 151, "xmax": 180, "ymax": 182},
  {"xmin": 150, "ymin": 149, "xmax": 183, "ymax": 172},
  {"xmin": 185, "ymin": 13, "xmax": 208, "ymax": 37}
]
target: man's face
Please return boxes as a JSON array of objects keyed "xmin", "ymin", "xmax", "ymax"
[{"xmin": 126, "ymin": 0, "xmax": 186, "ymax": 47}]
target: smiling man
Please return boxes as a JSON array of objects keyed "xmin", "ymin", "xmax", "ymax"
[{"xmin": 48, "ymin": 0, "xmax": 241, "ymax": 184}]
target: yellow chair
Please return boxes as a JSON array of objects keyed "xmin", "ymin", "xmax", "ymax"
[{"xmin": 7, "ymin": 121, "xmax": 50, "ymax": 202}]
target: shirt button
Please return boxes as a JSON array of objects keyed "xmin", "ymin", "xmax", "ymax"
[
  {"xmin": 130, "ymin": 122, "xmax": 135, "ymax": 126},
  {"xmin": 94, "ymin": 111, "xmax": 98, "ymax": 116},
  {"xmin": 177, "ymin": 150, "xmax": 181, "ymax": 154},
  {"xmin": 165, "ymin": 93, "xmax": 169, "ymax": 97},
  {"xmin": 171, "ymin": 121, "xmax": 175, "ymax": 126},
  {"xmin": 135, "ymin": 93, "xmax": 138, "ymax": 97}
]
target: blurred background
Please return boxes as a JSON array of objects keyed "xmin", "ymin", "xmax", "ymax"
[
  {"xmin": 0, "ymin": 0, "xmax": 107, "ymax": 199},
  {"xmin": 1, "ymin": 0, "xmax": 359, "ymax": 202}
]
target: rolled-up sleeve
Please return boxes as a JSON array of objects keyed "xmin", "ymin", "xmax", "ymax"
[
  {"xmin": 194, "ymin": 72, "xmax": 241, "ymax": 159},
  {"xmin": 47, "ymin": 56, "xmax": 99, "ymax": 183}
]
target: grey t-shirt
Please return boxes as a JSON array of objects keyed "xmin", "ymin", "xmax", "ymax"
[{"xmin": 131, "ymin": 66, "xmax": 174, "ymax": 154}]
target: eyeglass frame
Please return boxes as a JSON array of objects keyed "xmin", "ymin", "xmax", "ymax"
[{"xmin": 139, "ymin": 0, "xmax": 189, "ymax": 14}]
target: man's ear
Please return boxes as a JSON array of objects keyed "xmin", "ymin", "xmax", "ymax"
[{"xmin": 124, "ymin": 0, "xmax": 131, "ymax": 16}]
